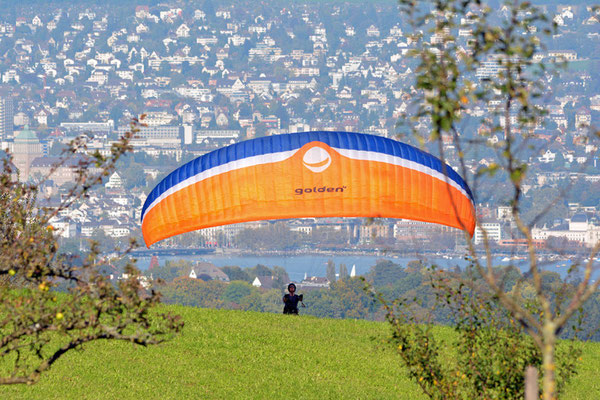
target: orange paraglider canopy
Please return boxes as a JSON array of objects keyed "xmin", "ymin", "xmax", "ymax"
[{"xmin": 141, "ymin": 131, "xmax": 476, "ymax": 247}]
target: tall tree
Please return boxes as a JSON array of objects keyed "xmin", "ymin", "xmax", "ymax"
[
  {"xmin": 326, "ymin": 259, "xmax": 336, "ymax": 284},
  {"xmin": 339, "ymin": 264, "xmax": 348, "ymax": 280}
]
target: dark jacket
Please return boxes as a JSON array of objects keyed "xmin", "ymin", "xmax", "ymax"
[{"xmin": 283, "ymin": 293, "xmax": 301, "ymax": 314}]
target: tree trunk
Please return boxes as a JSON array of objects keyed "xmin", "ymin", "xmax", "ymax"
[
  {"xmin": 542, "ymin": 324, "xmax": 557, "ymax": 400},
  {"xmin": 524, "ymin": 366, "xmax": 539, "ymax": 400}
]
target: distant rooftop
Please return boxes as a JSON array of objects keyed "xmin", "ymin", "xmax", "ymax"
[{"xmin": 14, "ymin": 125, "xmax": 38, "ymax": 142}]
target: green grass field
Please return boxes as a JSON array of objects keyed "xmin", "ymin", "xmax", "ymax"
[{"xmin": 0, "ymin": 306, "xmax": 599, "ymax": 399}]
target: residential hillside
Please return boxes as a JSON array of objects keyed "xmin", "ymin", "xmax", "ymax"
[{"xmin": 0, "ymin": 0, "xmax": 598, "ymax": 253}]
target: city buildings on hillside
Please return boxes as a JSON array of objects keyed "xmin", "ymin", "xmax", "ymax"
[
  {"xmin": 12, "ymin": 126, "xmax": 43, "ymax": 181},
  {"xmin": 0, "ymin": 1, "xmax": 596, "ymax": 250},
  {"xmin": 532, "ymin": 214, "xmax": 600, "ymax": 248},
  {"xmin": 0, "ymin": 96, "xmax": 13, "ymax": 140}
]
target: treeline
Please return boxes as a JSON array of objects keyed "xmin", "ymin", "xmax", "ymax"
[
  {"xmin": 152, "ymin": 258, "xmax": 600, "ymax": 341},
  {"xmin": 153, "ymin": 260, "xmax": 290, "ymax": 312},
  {"xmin": 151, "ymin": 259, "xmax": 429, "ymax": 318}
]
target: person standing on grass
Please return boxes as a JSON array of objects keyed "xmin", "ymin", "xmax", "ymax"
[{"xmin": 283, "ymin": 283, "xmax": 303, "ymax": 315}]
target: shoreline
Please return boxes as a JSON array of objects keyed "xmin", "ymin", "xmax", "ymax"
[{"xmin": 210, "ymin": 247, "xmax": 586, "ymax": 262}]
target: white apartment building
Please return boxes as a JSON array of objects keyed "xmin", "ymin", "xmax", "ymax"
[
  {"xmin": 532, "ymin": 215, "xmax": 600, "ymax": 247},
  {"xmin": 474, "ymin": 222, "xmax": 502, "ymax": 245}
]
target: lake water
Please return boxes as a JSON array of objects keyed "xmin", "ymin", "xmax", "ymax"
[{"xmin": 134, "ymin": 253, "xmax": 596, "ymax": 282}]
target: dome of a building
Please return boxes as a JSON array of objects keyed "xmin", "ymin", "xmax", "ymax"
[{"xmin": 14, "ymin": 125, "xmax": 38, "ymax": 142}]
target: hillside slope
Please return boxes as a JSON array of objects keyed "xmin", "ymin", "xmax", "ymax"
[{"xmin": 0, "ymin": 306, "xmax": 598, "ymax": 399}]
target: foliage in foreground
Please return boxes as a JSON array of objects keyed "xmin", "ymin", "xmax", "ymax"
[
  {"xmin": 371, "ymin": 267, "xmax": 582, "ymax": 400},
  {"xmin": 396, "ymin": 0, "xmax": 600, "ymax": 398},
  {"xmin": 0, "ymin": 120, "xmax": 182, "ymax": 385}
]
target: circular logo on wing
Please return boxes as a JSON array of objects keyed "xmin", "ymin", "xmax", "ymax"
[{"xmin": 302, "ymin": 146, "xmax": 332, "ymax": 173}]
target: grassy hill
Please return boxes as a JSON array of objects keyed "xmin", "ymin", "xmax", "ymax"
[{"xmin": 0, "ymin": 306, "xmax": 599, "ymax": 399}]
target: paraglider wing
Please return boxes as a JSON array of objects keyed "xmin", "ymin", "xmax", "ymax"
[{"xmin": 141, "ymin": 131, "xmax": 476, "ymax": 247}]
